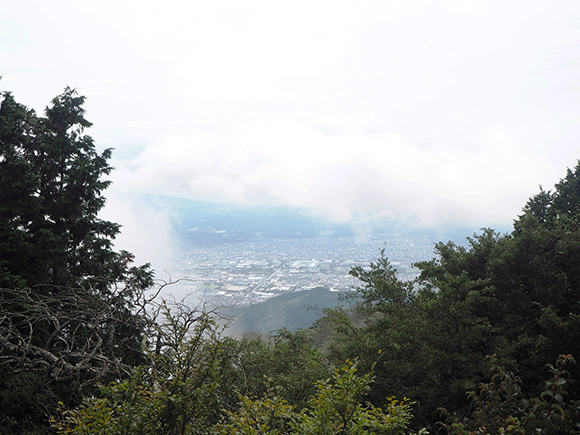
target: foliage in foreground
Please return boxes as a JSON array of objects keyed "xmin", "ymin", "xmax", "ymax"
[
  {"xmin": 4, "ymin": 85, "xmax": 580, "ymax": 435},
  {"xmin": 0, "ymin": 86, "xmax": 154, "ymax": 433},
  {"xmin": 319, "ymin": 161, "xmax": 580, "ymax": 430},
  {"xmin": 441, "ymin": 354, "xmax": 580, "ymax": 434},
  {"xmin": 51, "ymin": 358, "xmax": 418, "ymax": 435}
]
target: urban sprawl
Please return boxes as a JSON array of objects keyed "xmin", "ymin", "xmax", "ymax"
[{"xmin": 153, "ymin": 234, "xmax": 441, "ymax": 305}]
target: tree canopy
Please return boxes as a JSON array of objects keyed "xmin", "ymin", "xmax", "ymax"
[
  {"xmin": 0, "ymin": 87, "xmax": 154, "ymax": 433},
  {"xmin": 3, "ymin": 86, "xmax": 580, "ymax": 434},
  {"xmin": 320, "ymin": 161, "xmax": 580, "ymax": 431}
]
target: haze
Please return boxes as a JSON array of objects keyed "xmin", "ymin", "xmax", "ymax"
[{"xmin": 3, "ymin": 0, "xmax": 580, "ymax": 262}]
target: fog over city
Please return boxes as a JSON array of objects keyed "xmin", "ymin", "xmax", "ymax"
[{"xmin": 3, "ymin": 1, "xmax": 580, "ymax": 266}]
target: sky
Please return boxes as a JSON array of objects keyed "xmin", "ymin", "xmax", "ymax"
[{"xmin": 2, "ymin": 0, "xmax": 580, "ymax": 260}]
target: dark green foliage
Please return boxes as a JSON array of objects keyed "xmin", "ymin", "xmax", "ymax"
[
  {"xmin": 50, "ymin": 301, "xmax": 231, "ymax": 435},
  {"xmin": 229, "ymin": 328, "xmax": 333, "ymax": 410},
  {"xmin": 323, "ymin": 249, "xmax": 494, "ymax": 429},
  {"xmin": 0, "ymin": 88, "xmax": 133, "ymax": 290},
  {"xmin": 349, "ymin": 250, "xmax": 414, "ymax": 310},
  {"xmin": 0, "ymin": 371, "xmax": 66, "ymax": 435},
  {"xmin": 5, "ymin": 84, "xmax": 580, "ymax": 433},
  {"xmin": 0, "ymin": 91, "xmax": 40, "ymax": 289},
  {"xmin": 53, "ymin": 357, "xmax": 417, "ymax": 435},
  {"xmin": 321, "ymin": 162, "xmax": 580, "ymax": 430},
  {"xmin": 441, "ymin": 354, "xmax": 580, "ymax": 434},
  {"xmin": 0, "ymin": 88, "xmax": 154, "ymax": 433}
]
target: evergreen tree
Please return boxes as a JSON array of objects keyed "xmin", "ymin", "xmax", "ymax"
[
  {"xmin": 323, "ymin": 162, "xmax": 580, "ymax": 430},
  {"xmin": 0, "ymin": 87, "xmax": 154, "ymax": 433},
  {"xmin": 0, "ymin": 87, "xmax": 135, "ymax": 290}
]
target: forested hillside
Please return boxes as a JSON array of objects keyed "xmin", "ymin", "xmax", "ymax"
[
  {"xmin": 221, "ymin": 286, "xmax": 343, "ymax": 335},
  {"xmin": 2, "ymin": 88, "xmax": 580, "ymax": 434}
]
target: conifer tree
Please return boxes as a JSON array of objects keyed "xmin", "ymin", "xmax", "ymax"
[{"xmin": 0, "ymin": 87, "xmax": 154, "ymax": 434}]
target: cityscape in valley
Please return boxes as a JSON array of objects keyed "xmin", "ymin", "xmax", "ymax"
[
  {"xmin": 153, "ymin": 236, "xmax": 431, "ymax": 305},
  {"xmin": 146, "ymin": 198, "xmax": 474, "ymax": 306}
]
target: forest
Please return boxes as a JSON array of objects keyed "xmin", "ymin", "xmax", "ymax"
[{"xmin": 1, "ymin": 88, "xmax": 580, "ymax": 434}]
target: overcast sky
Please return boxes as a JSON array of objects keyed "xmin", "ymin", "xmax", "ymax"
[{"xmin": 3, "ymin": 0, "xmax": 580, "ymax": 259}]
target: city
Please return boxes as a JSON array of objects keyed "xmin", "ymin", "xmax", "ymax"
[{"xmin": 150, "ymin": 232, "xmax": 448, "ymax": 305}]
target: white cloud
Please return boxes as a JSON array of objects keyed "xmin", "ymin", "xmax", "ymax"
[
  {"xmin": 3, "ymin": 0, "xmax": 580, "ymax": 245},
  {"xmin": 100, "ymin": 190, "xmax": 176, "ymax": 267},
  {"xmin": 111, "ymin": 112, "xmax": 553, "ymax": 229}
]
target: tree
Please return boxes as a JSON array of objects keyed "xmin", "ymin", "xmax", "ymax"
[
  {"xmin": 441, "ymin": 355, "xmax": 580, "ymax": 434},
  {"xmin": 54, "ymin": 358, "xmax": 419, "ymax": 435},
  {"xmin": 228, "ymin": 328, "xmax": 333, "ymax": 411},
  {"xmin": 0, "ymin": 87, "xmax": 154, "ymax": 433},
  {"xmin": 0, "ymin": 90, "xmax": 41, "ymax": 289},
  {"xmin": 0, "ymin": 87, "xmax": 138, "ymax": 290},
  {"xmin": 294, "ymin": 360, "xmax": 416, "ymax": 435},
  {"xmin": 325, "ymin": 162, "xmax": 580, "ymax": 430},
  {"xmin": 50, "ymin": 301, "xmax": 238, "ymax": 435},
  {"xmin": 322, "ymin": 247, "xmax": 498, "ymax": 430}
]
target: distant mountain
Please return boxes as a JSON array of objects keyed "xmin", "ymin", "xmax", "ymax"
[
  {"xmin": 140, "ymin": 195, "xmax": 355, "ymax": 246},
  {"xmin": 218, "ymin": 287, "xmax": 350, "ymax": 335},
  {"xmin": 138, "ymin": 194, "xmax": 485, "ymax": 248}
]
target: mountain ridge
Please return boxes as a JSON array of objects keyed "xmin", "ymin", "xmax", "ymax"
[{"xmin": 218, "ymin": 286, "xmax": 350, "ymax": 335}]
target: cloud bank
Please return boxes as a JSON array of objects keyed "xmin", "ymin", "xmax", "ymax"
[{"xmin": 2, "ymin": 0, "xmax": 580, "ymax": 242}]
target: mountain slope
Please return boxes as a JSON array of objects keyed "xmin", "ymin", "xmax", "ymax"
[{"xmin": 220, "ymin": 287, "xmax": 348, "ymax": 335}]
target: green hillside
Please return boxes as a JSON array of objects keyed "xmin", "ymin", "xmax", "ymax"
[
  {"xmin": 220, "ymin": 287, "xmax": 347, "ymax": 335},
  {"xmin": 5, "ymin": 88, "xmax": 580, "ymax": 434}
]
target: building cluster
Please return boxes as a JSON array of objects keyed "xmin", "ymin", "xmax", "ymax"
[{"xmin": 152, "ymin": 234, "xmax": 438, "ymax": 305}]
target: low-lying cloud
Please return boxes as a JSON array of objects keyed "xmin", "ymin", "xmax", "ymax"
[{"xmin": 111, "ymin": 112, "xmax": 569, "ymax": 231}]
